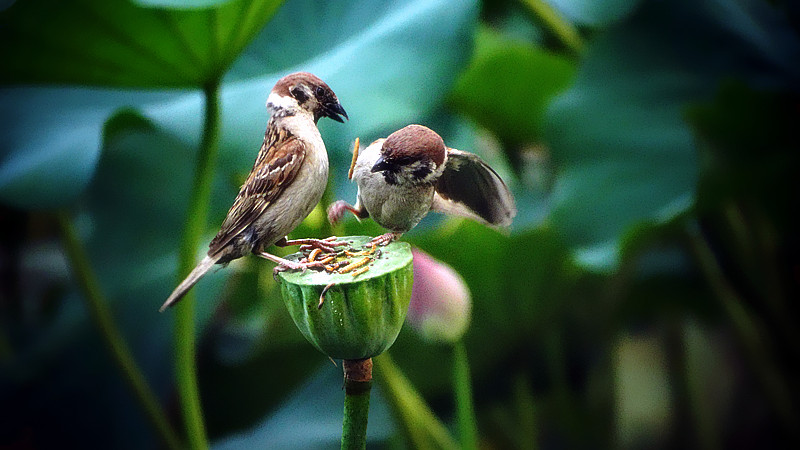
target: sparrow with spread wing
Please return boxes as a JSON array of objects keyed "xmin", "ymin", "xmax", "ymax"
[
  {"xmin": 328, "ymin": 124, "xmax": 515, "ymax": 244},
  {"xmin": 161, "ymin": 72, "xmax": 347, "ymax": 312}
]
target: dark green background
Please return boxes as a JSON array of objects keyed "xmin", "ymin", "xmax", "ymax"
[{"xmin": 1, "ymin": 0, "xmax": 798, "ymax": 448}]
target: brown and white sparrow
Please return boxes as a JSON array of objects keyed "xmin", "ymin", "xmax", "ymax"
[
  {"xmin": 328, "ymin": 124, "xmax": 516, "ymax": 244},
  {"xmin": 161, "ymin": 72, "xmax": 347, "ymax": 311}
]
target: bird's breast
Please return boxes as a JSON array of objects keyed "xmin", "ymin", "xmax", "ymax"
[
  {"xmin": 252, "ymin": 119, "xmax": 329, "ymax": 246},
  {"xmin": 357, "ymin": 174, "xmax": 434, "ymax": 232}
]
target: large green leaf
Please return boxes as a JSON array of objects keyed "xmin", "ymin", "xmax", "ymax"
[
  {"xmin": 547, "ymin": 0, "xmax": 642, "ymax": 26},
  {"xmin": 0, "ymin": 0, "xmax": 284, "ymax": 209},
  {"xmin": 153, "ymin": 0, "xmax": 480, "ymax": 162},
  {"xmin": 385, "ymin": 221, "xmax": 581, "ymax": 393},
  {"xmin": 214, "ymin": 367, "xmax": 395, "ymax": 449},
  {"xmin": 0, "ymin": 0, "xmax": 479, "ymax": 209},
  {"xmin": 0, "ymin": 0, "xmax": 480, "ymax": 445},
  {"xmin": 134, "ymin": 0, "xmax": 232, "ymax": 7},
  {"xmin": 0, "ymin": 0, "xmax": 284, "ymax": 87},
  {"xmin": 0, "ymin": 88, "xmax": 178, "ymax": 209},
  {"xmin": 449, "ymin": 27, "xmax": 576, "ymax": 147},
  {"xmin": 544, "ymin": 0, "xmax": 799, "ymax": 271},
  {"xmin": 0, "ymin": 112, "xmax": 230, "ymax": 448}
]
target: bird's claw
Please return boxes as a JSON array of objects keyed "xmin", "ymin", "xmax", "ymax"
[
  {"xmin": 297, "ymin": 236, "xmax": 348, "ymax": 253},
  {"xmin": 370, "ymin": 232, "xmax": 400, "ymax": 247},
  {"xmin": 327, "ymin": 201, "xmax": 349, "ymax": 226},
  {"xmin": 281, "ymin": 236, "xmax": 347, "ymax": 253},
  {"xmin": 272, "ymin": 258, "xmax": 325, "ymax": 280}
]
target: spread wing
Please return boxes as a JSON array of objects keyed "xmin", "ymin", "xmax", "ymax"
[
  {"xmin": 432, "ymin": 148, "xmax": 516, "ymax": 227},
  {"xmin": 208, "ymin": 128, "xmax": 306, "ymax": 255}
]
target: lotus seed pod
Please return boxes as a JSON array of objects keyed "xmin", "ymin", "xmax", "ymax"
[{"xmin": 277, "ymin": 236, "xmax": 413, "ymax": 360}]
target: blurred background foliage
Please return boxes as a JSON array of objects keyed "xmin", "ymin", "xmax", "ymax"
[{"xmin": 1, "ymin": 0, "xmax": 798, "ymax": 448}]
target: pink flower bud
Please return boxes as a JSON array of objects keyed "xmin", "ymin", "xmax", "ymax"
[{"xmin": 407, "ymin": 248, "xmax": 472, "ymax": 343}]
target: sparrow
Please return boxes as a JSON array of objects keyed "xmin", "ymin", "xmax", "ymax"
[
  {"xmin": 161, "ymin": 72, "xmax": 347, "ymax": 312},
  {"xmin": 328, "ymin": 124, "xmax": 516, "ymax": 244}
]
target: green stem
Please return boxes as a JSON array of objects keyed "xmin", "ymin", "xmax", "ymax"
[
  {"xmin": 688, "ymin": 230, "xmax": 799, "ymax": 436},
  {"xmin": 723, "ymin": 204, "xmax": 799, "ymax": 353},
  {"xmin": 56, "ymin": 212, "xmax": 183, "ymax": 450},
  {"xmin": 452, "ymin": 341, "xmax": 478, "ymax": 450},
  {"xmin": 174, "ymin": 80, "xmax": 221, "ymax": 450},
  {"xmin": 681, "ymin": 319, "xmax": 721, "ymax": 450},
  {"xmin": 519, "ymin": 0, "xmax": 584, "ymax": 55},
  {"xmin": 342, "ymin": 359, "xmax": 373, "ymax": 450},
  {"xmin": 373, "ymin": 352, "xmax": 459, "ymax": 450},
  {"xmin": 543, "ymin": 327, "xmax": 571, "ymax": 431},
  {"xmin": 513, "ymin": 373, "xmax": 537, "ymax": 450}
]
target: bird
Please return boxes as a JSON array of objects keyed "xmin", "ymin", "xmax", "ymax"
[
  {"xmin": 328, "ymin": 124, "xmax": 516, "ymax": 245},
  {"xmin": 160, "ymin": 72, "xmax": 347, "ymax": 312}
]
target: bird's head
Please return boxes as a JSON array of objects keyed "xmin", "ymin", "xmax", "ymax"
[
  {"xmin": 371, "ymin": 124, "xmax": 447, "ymax": 185},
  {"xmin": 267, "ymin": 72, "xmax": 348, "ymax": 123}
]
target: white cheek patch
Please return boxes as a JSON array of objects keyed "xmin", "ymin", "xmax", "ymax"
[
  {"xmin": 406, "ymin": 160, "xmax": 437, "ymax": 183},
  {"xmin": 266, "ymin": 92, "xmax": 298, "ymax": 111},
  {"xmin": 351, "ymin": 141, "xmax": 383, "ymax": 180}
]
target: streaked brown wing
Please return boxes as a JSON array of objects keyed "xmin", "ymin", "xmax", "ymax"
[
  {"xmin": 208, "ymin": 129, "xmax": 306, "ymax": 255},
  {"xmin": 432, "ymin": 148, "xmax": 516, "ymax": 227}
]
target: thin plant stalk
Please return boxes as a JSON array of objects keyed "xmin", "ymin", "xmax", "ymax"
[
  {"xmin": 373, "ymin": 352, "xmax": 459, "ymax": 450},
  {"xmin": 57, "ymin": 211, "xmax": 183, "ymax": 450},
  {"xmin": 453, "ymin": 341, "xmax": 478, "ymax": 450},
  {"xmin": 688, "ymin": 229, "xmax": 799, "ymax": 436},
  {"xmin": 174, "ymin": 80, "xmax": 222, "ymax": 450},
  {"xmin": 519, "ymin": 0, "xmax": 584, "ymax": 55},
  {"xmin": 513, "ymin": 373, "xmax": 537, "ymax": 450},
  {"xmin": 342, "ymin": 358, "xmax": 373, "ymax": 450}
]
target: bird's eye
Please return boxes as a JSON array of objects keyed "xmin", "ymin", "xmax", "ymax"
[{"xmin": 314, "ymin": 86, "xmax": 325, "ymax": 97}]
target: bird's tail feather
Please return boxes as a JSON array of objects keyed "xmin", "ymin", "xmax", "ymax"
[{"xmin": 159, "ymin": 255, "xmax": 219, "ymax": 312}]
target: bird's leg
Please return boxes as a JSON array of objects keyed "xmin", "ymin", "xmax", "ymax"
[
  {"xmin": 370, "ymin": 232, "xmax": 403, "ymax": 247},
  {"xmin": 275, "ymin": 236, "xmax": 348, "ymax": 253},
  {"xmin": 258, "ymin": 250, "xmax": 324, "ymax": 275},
  {"xmin": 327, "ymin": 200, "xmax": 368, "ymax": 226}
]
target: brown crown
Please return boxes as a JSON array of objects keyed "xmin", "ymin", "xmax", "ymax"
[
  {"xmin": 271, "ymin": 72, "xmax": 332, "ymax": 97},
  {"xmin": 382, "ymin": 124, "xmax": 446, "ymax": 167}
]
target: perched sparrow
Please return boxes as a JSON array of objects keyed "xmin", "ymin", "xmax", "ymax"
[
  {"xmin": 328, "ymin": 124, "xmax": 515, "ymax": 244},
  {"xmin": 161, "ymin": 72, "xmax": 347, "ymax": 312}
]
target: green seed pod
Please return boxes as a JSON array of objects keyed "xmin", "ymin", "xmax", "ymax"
[{"xmin": 277, "ymin": 236, "xmax": 413, "ymax": 360}]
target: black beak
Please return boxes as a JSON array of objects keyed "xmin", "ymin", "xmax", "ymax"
[
  {"xmin": 323, "ymin": 101, "xmax": 348, "ymax": 123},
  {"xmin": 371, "ymin": 155, "xmax": 393, "ymax": 173}
]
